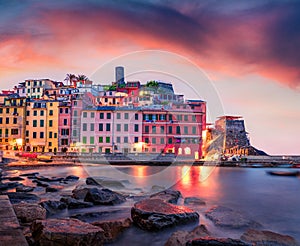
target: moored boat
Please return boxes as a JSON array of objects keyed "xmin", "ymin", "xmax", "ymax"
[{"xmin": 266, "ymin": 170, "xmax": 300, "ymax": 177}]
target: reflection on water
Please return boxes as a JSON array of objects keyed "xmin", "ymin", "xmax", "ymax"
[{"xmin": 8, "ymin": 165, "xmax": 300, "ymax": 241}]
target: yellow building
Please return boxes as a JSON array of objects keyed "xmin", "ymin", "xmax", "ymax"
[
  {"xmin": 25, "ymin": 100, "xmax": 59, "ymax": 152},
  {"xmin": 0, "ymin": 95, "xmax": 26, "ymax": 151}
]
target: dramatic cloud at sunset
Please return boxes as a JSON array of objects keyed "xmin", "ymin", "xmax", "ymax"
[{"xmin": 0, "ymin": 0, "xmax": 299, "ymax": 154}]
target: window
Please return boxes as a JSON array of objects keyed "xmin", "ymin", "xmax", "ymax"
[
  {"xmin": 50, "ymin": 103, "xmax": 53, "ymax": 107},
  {"xmin": 82, "ymin": 137, "xmax": 87, "ymax": 144},
  {"xmin": 145, "ymin": 137, "xmax": 149, "ymax": 143},
  {"xmin": 168, "ymin": 126, "xmax": 172, "ymax": 134},
  {"xmin": 125, "ymin": 113, "xmax": 129, "ymax": 119},
  {"xmin": 54, "ymin": 133, "xmax": 57, "ymax": 138},
  {"xmin": 192, "ymin": 126, "xmax": 196, "ymax": 134},
  {"xmin": 117, "ymin": 113, "xmax": 121, "ymax": 119},
  {"xmin": 107, "ymin": 113, "xmax": 111, "ymax": 119},
  {"xmin": 73, "ymin": 130, "xmax": 77, "ymax": 137},
  {"xmin": 99, "ymin": 137, "xmax": 103, "ymax": 143},
  {"xmin": 160, "ymin": 114, "xmax": 165, "ymax": 120},
  {"xmin": 100, "ymin": 113, "xmax": 104, "ymax": 119},
  {"xmin": 40, "ymin": 120, "xmax": 44, "ymax": 127},
  {"xmin": 152, "ymin": 138, "xmax": 156, "ymax": 144},
  {"xmin": 49, "ymin": 132, "xmax": 52, "ymax": 138},
  {"xmin": 0, "ymin": 108, "xmax": 2, "ymax": 114},
  {"xmin": 152, "ymin": 126, "xmax": 156, "ymax": 134},
  {"xmin": 83, "ymin": 112, "xmax": 87, "ymax": 118},
  {"xmin": 49, "ymin": 110, "xmax": 53, "ymax": 116},
  {"xmin": 99, "ymin": 123, "xmax": 103, "ymax": 131},
  {"xmin": 91, "ymin": 112, "xmax": 95, "ymax": 118},
  {"xmin": 134, "ymin": 137, "xmax": 139, "ymax": 143},
  {"xmin": 40, "ymin": 110, "xmax": 44, "ymax": 116},
  {"xmin": 65, "ymin": 108, "xmax": 69, "ymax": 114},
  {"xmin": 13, "ymin": 118, "xmax": 17, "ymax": 124},
  {"xmin": 61, "ymin": 139, "xmax": 68, "ymax": 145},
  {"xmin": 26, "ymin": 130, "xmax": 29, "ymax": 137},
  {"xmin": 106, "ymin": 137, "xmax": 110, "ymax": 143},
  {"xmin": 116, "ymin": 124, "xmax": 121, "ymax": 132},
  {"xmin": 5, "ymin": 118, "xmax": 9, "ymax": 124},
  {"xmin": 184, "ymin": 126, "xmax": 188, "ymax": 134},
  {"xmin": 33, "ymin": 120, "xmax": 37, "ymax": 127},
  {"xmin": 0, "ymin": 118, "xmax": 2, "ymax": 124},
  {"xmin": 40, "ymin": 132, "xmax": 44, "ymax": 138},
  {"xmin": 134, "ymin": 124, "xmax": 139, "ymax": 132},
  {"xmin": 160, "ymin": 126, "xmax": 165, "ymax": 134},
  {"xmin": 184, "ymin": 115, "xmax": 188, "ymax": 121},
  {"xmin": 135, "ymin": 113, "xmax": 139, "ymax": 120},
  {"xmin": 124, "ymin": 136, "xmax": 128, "ymax": 143},
  {"xmin": 49, "ymin": 120, "xmax": 53, "ymax": 127},
  {"xmin": 192, "ymin": 115, "xmax": 196, "ymax": 122},
  {"xmin": 177, "ymin": 115, "xmax": 182, "ymax": 121},
  {"xmin": 61, "ymin": 129, "xmax": 69, "ymax": 135},
  {"xmin": 33, "ymin": 132, "xmax": 37, "ymax": 139},
  {"xmin": 83, "ymin": 123, "xmax": 87, "ymax": 131},
  {"xmin": 11, "ymin": 129, "xmax": 18, "ymax": 135},
  {"xmin": 60, "ymin": 108, "xmax": 63, "ymax": 114},
  {"xmin": 73, "ymin": 101, "xmax": 77, "ymax": 106},
  {"xmin": 90, "ymin": 137, "xmax": 94, "ymax": 144},
  {"xmin": 90, "ymin": 123, "xmax": 94, "ymax": 131},
  {"xmin": 106, "ymin": 123, "xmax": 111, "ymax": 131},
  {"xmin": 26, "ymin": 111, "xmax": 30, "ymax": 116},
  {"xmin": 169, "ymin": 115, "xmax": 173, "ymax": 121},
  {"xmin": 124, "ymin": 124, "xmax": 128, "ymax": 132},
  {"xmin": 160, "ymin": 138, "xmax": 165, "ymax": 144},
  {"xmin": 64, "ymin": 119, "xmax": 68, "ymax": 125},
  {"xmin": 168, "ymin": 138, "xmax": 172, "ymax": 144},
  {"xmin": 6, "ymin": 108, "xmax": 9, "ymax": 114},
  {"xmin": 176, "ymin": 126, "xmax": 181, "ymax": 134},
  {"xmin": 116, "ymin": 136, "xmax": 121, "ymax": 143},
  {"xmin": 145, "ymin": 126, "xmax": 149, "ymax": 133},
  {"xmin": 73, "ymin": 110, "xmax": 78, "ymax": 116}
]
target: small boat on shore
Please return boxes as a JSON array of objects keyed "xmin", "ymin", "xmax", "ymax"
[{"xmin": 266, "ymin": 170, "xmax": 300, "ymax": 177}]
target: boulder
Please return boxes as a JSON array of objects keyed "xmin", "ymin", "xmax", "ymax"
[
  {"xmin": 46, "ymin": 185, "xmax": 64, "ymax": 192},
  {"xmin": 65, "ymin": 175, "xmax": 79, "ymax": 181},
  {"xmin": 165, "ymin": 224, "xmax": 210, "ymax": 246},
  {"xmin": 20, "ymin": 172, "xmax": 39, "ymax": 177},
  {"xmin": 0, "ymin": 181, "xmax": 21, "ymax": 190},
  {"xmin": 84, "ymin": 188, "xmax": 126, "ymax": 205},
  {"xmin": 92, "ymin": 218, "xmax": 132, "ymax": 243},
  {"xmin": 6, "ymin": 192, "xmax": 40, "ymax": 204},
  {"xmin": 72, "ymin": 184, "xmax": 102, "ymax": 199},
  {"xmin": 40, "ymin": 200, "xmax": 67, "ymax": 214},
  {"xmin": 60, "ymin": 197, "xmax": 93, "ymax": 209},
  {"xmin": 86, "ymin": 176, "xmax": 127, "ymax": 189},
  {"xmin": 240, "ymin": 229, "xmax": 298, "ymax": 246},
  {"xmin": 71, "ymin": 209, "xmax": 125, "ymax": 222},
  {"xmin": 205, "ymin": 206, "xmax": 261, "ymax": 229},
  {"xmin": 8, "ymin": 176, "xmax": 25, "ymax": 181},
  {"xmin": 186, "ymin": 237, "xmax": 250, "ymax": 246},
  {"xmin": 31, "ymin": 218, "xmax": 104, "ymax": 246},
  {"xmin": 13, "ymin": 202, "xmax": 46, "ymax": 223},
  {"xmin": 131, "ymin": 198, "xmax": 199, "ymax": 231},
  {"xmin": 16, "ymin": 185, "xmax": 35, "ymax": 192},
  {"xmin": 86, "ymin": 177, "xmax": 102, "ymax": 186},
  {"xmin": 32, "ymin": 179, "xmax": 50, "ymax": 187},
  {"xmin": 36, "ymin": 176, "xmax": 64, "ymax": 182},
  {"xmin": 0, "ymin": 168, "xmax": 2, "ymax": 176},
  {"xmin": 150, "ymin": 189, "xmax": 182, "ymax": 204},
  {"xmin": 184, "ymin": 197, "xmax": 206, "ymax": 206}
]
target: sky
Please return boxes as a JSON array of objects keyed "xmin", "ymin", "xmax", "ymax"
[{"xmin": 0, "ymin": 0, "xmax": 299, "ymax": 155}]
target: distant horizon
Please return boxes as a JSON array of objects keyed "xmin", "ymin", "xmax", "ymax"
[{"xmin": 0, "ymin": 1, "xmax": 299, "ymax": 155}]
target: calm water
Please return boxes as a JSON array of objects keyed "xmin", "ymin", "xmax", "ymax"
[{"xmin": 10, "ymin": 164, "xmax": 300, "ymax": 244}]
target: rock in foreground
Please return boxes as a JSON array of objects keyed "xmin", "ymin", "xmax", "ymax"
[
  {"xmin": 13, "ymin": 202, "xmax": 46, "ymax": 223},
  {"xmin": 6, "ymin": 192, "xmax": 40, "ymax": 204},
  {"xmin": 187, "ymin": 237, "xmax": 250, "ymax": 246},
  {"xmin": 165, "ymin": 224, "xmax": 210, "ymax": 246},
  {"xmin": 84, "ymin": 188, "xmax": 126, "ymax": 205},
  {"xmin": 150, "ymin": 189, "xmax": 182, "ymax": 204},
  {"xmin": 241, "ymin": 229, "xmax": 298, "ymax": 246},
  {"xmin": 31, "ymin": 218, "xmax": 104, "ymax": 246},
  {"xmin": 131, "ymin": 198, "xmax": 199, "ymax": 231},
  {"xmin": 184, "ymin": 197, "xmax": 206, "ymax": 206},
  {"xmin": 205, "ymin": 206, "xmax": 261, "ymax": 229},
  {"xmin": 92, "ymin": 218, "xmax": 132, "ymax": 243}
]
